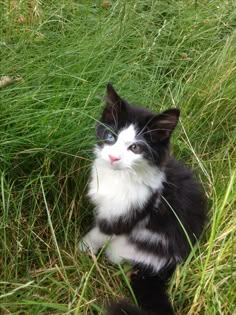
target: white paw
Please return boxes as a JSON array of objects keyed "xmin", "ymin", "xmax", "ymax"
[
  {"xmin": 105, "ymin": 247, "xmax": 123, "ymax": 264},
  {"xmin": 78, "ymin": 238, "xmax": 90, "ymax": 252},
  {"xmin": 104, "ymin": 235, "xmax": 136, "ymax": 265},
  {"xmin": 78, "ymin": 227, "xmax": 113, "ymax": 255},
  {"xmin": 78, "ymin": 234, "xmax": 97, "ymax": 253}
]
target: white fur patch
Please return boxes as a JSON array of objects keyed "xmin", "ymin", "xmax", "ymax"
[
  {"xmin": 105, "ymin": 235, "xmax": 168, "ymax": 272},
  {"xmin": 88, "ymin": 159, "xmax": 165, "ymax": 220},
  {"xmin": 89, "ymin": 124, "xmax": 165, "ymax": 220},
  {"xmin": 79, "ymin": 226, "xmax": 111, "ymax": 253},
  {"xmin": 130, "ymin": 228, "xmax": 167, "ymax": 246}
]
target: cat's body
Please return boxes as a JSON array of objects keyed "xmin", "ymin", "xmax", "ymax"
[{"xmin": 80, "ymin": 84, "xmax": 207, "ymax": 315}]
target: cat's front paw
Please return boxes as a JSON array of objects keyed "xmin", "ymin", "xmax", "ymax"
[
  {"xmin": 105, "ymin": 246, "xmax": 123, "ymax": 264},
  {"xmin": 78, "ymin": 233, "xmax": 99, "ymax": 254},
  {"xmin": 79, "ymin": 226, "xmax": 109, "ymax": 254},
  {"xmin": 78, "ymin": 237, "xmax": 91, "ymax": 253}
]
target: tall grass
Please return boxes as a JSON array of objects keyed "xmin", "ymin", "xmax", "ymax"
[{"xmin": 0, "ymin": 1, "xmax": 235, "ymax": 314}]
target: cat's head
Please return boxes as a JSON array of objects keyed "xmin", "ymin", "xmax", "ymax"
[{"xmin": 95, "ymin": 83, "xmax": 180, "ymax": 171}]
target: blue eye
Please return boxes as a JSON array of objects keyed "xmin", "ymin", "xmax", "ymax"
[{"xmin": 105, "ymin": 132, "xmax": 115, "ymax": 142}]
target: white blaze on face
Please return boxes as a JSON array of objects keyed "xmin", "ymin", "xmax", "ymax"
[{"xmin": 98, "ymin": 124, "xmax": 142, "ymax": 169}]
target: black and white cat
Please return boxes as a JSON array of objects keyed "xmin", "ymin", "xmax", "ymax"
[{"xmin": 80, "ymin": 84, "xmax": 207, "ymax": 315}]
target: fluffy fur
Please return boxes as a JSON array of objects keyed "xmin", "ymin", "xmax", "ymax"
[{"xmin": 79, "ymin": 83, "xmax": 207, "ymax": 314}]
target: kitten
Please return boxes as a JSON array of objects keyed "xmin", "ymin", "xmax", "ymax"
[{"xmin": 80, "ymin": 83, "xmax": 207, "ymax": 315}]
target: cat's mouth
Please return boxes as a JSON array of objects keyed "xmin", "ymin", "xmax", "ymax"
[
  {"xmin": 105, "ymin": 158, "xmax": 130, "ymax": 171},
  {"xmin": 108, "ymin": 161, "xmax": 123, "ymax": 170}
]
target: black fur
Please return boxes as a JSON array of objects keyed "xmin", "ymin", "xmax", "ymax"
[
  {"xmin": 98, "ymin": 192, "xmax": 160, "ymax": 235},
  {"xmin": 127, "ymin": 158, "xmax": 206, "ymax": 261},
  {"xmin": 90, "ymin": 84, "xmax": 207, "ymax": 314}
]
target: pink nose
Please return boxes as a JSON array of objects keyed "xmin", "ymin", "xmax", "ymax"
[{"xmin": 109, "ymin": 155, "xmax": 121, "ymax": 163}]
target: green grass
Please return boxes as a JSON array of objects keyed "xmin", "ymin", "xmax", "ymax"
[{"xmin": 0, "ymin": 0, "xmax": 235, "ymax": 314}]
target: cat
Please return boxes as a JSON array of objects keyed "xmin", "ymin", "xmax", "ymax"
[{"xmin": 79, "ymin": 83, "xmax": 207, "ymax": 315}]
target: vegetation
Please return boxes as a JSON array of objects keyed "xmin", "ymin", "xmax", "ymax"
[{"xmin": 0, "ymin": 1, "xmax": 235, "ymax": 314}]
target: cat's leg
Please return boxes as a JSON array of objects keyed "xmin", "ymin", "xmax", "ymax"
[
  {"xmin": 105, "ymin": 235, "xmax": 137, "ymax": 264},
  {"xmin": 105, "ymin": 235, "xmax": 169, "ymax": 274},
  {"xmin": 79, "ymin": 226, "xmax": 111, "ymax": 254}
]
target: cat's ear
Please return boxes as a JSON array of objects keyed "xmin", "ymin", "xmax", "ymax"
[
  {"xmin": 106, "ymin": 83, "xmax": 123, "ymax": 106},
  {"xmin": 101, "ymin": 83, "xmax": 127, "ymax": 121},
  {"xmin": 148, "ymin": 108, "xmax": 180, "ymax": 141}
]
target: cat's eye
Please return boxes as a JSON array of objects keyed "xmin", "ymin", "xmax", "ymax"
[
  {"xmin": 105, "ymin": 131, "xmax": 115, "ymax": 143},
  {"xmin": 129, "ymin": 143, "xmax": 142, "ymax": 154}
]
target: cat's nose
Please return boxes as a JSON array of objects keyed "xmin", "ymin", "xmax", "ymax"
[{"xmin": 109, "ymin": 155, "xmax": 121, "ymax": 163}]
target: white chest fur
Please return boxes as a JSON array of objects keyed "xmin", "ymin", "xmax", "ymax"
[{"xmin": 88, "ymin": 159, "xmax": 165, "ymax": 221}]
